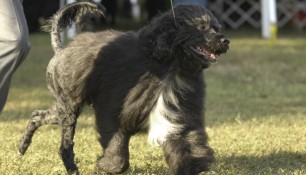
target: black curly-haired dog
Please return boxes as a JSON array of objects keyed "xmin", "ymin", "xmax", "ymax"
[{"xmin": 19, "ymin": 1, "xmax": 230, "ymax": 174}]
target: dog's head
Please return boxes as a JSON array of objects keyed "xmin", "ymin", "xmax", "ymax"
[{"xmin": 139, "ymin": 4, "xmax": 230, "ymax": 70}]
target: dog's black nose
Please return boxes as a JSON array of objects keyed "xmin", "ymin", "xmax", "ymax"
[{"xmin": 221, "ymin": 38, "xmax": 230, "ymax": 44}]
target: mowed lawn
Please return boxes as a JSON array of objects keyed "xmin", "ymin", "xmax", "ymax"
[{"xmin": 1, "ymin": 30, "xmax": 306, "ymax": 174}]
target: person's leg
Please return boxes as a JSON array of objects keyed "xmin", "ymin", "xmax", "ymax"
[{"xmin": 0, "ymin": 0, "xmax": 31, "ymax": 112}]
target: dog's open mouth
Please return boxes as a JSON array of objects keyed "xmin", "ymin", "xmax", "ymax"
[
  {"xmin": 189, "ymin": 46, "xmax": 220, "ymax": 63},
  {"xmin": 185, "ymin": 43, "xmax": 229, "ymax": 65}
]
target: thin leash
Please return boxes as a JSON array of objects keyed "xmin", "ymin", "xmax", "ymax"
[{"xmin": 169, "ymin": 0, "xmax": 177, "ymax": 24}]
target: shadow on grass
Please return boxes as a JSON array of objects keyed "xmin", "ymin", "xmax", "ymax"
[
  {"xmin": 125, "ymin": 165, "xmax": 168, "ymax": 174},
  {"xmin": 216, "ymin": 151, "xmax": 306, "ymax": 174},
  {"xmin": 90, "ymin": 151, "xmax": 306, "ymax": 174}
]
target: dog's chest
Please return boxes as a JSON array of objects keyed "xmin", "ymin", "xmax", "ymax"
[
  {"xmin": 147, "ymin": 93, "xmax": 182, "ymax": 146},
  {"xmin": 147, "ymin": 75, "xmax": 193, "ymax": 146},
  {"xmin": 121, "ymin": 72, "xmax": 198, "ymax": 146}
]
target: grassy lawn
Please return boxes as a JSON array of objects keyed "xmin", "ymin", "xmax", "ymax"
[{"xmin": 1, "ymin": 29, "xmax": 306, "ymax": 174}]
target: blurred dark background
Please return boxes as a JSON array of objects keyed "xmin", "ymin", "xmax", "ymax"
[
  {"xmin": 22, "ymin": 0, "xmax": 171, "ymax": 32},
  {"xmin": 23, "ymin": 0, "xmax": 60, "ymax": 33},
  {"xmin": 22, "ymin": 0, "xmax": 306, "ymax": 33}
]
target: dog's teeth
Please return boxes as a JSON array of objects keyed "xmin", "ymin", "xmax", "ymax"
[{"xmin": 210, "ymin": 54, "xmax": 216, "ymax": 59}]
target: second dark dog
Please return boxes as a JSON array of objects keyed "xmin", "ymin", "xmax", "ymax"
[{"xmin": 19, "ymin": 1, "xmax": 230, "ymax": 174}]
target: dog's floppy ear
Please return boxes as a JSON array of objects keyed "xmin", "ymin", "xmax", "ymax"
[{"xmin": 139, "ymin": 13, "xmax": 178, "ymax": 63}]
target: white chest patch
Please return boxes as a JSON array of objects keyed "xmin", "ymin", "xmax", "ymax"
[{"xmin": 148, "ymin": 94, "xmax": 182, "ymax": 146}]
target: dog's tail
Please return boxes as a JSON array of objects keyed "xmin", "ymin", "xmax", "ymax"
[{"xmin": 42, "ymin": 1, "xmax": 106, "ymax": 52}]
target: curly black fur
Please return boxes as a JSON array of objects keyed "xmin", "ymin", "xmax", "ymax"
[{"xmin": 19, "ymin": 1, "xmax": 230, "ymax": 175}]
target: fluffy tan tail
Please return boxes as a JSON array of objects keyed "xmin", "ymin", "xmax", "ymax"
[{"xmin": 42, "ymin": 0, "xmax": 105, "ymax": 52}]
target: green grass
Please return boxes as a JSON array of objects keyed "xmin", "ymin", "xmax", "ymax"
[{"xmin": 1, "ymin": 30, "xmax": 306, "ymax": 174}]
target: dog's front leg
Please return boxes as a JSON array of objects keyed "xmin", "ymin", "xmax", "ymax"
[
  {"xmin": 96, "ymin": 130, "xmax": 131, "ymax": 174},
  {"xmin": 162, "ymin": 129, "xmax": 215, "ymax": 175}
]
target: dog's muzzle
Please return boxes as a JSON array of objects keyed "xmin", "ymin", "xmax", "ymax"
[{"xmin": 185, "ymin": 36, "xmax": 230, "ymax": 65}]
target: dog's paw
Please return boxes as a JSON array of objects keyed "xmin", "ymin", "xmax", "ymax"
[
  {"xmin": 67, "ymin": 168, "xmax": 79, "ymax": 175},
  {"xmin": 96, "ymin": 155, "xmax": 129, "ymax": 174},
  {"xmin": 18, "ymin": 138, "xmax": 30, "ymax": 155}
]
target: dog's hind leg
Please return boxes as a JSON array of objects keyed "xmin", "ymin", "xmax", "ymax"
[
  {"xmin": 57, "ymin": 105, "xmax": 81, "ymax": 175},
  {"xmin": 19, "ymin": 103, "xmax": 81, "ymax": 174},
  {"xmin": 19, "ymin": 105, "xmax": 60, "ymax": 155}
]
